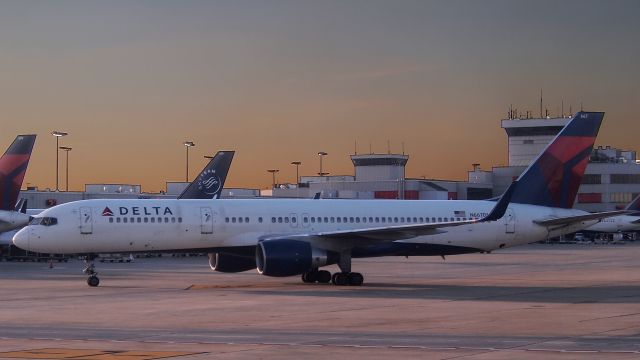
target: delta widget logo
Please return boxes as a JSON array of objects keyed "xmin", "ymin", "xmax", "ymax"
[
  {"xmin": 197, "ymin": 169, "xmax": 221, "ymax": 195},
  {"xmin": 102, "ymin": 207, "xmax": 114, "ymax": 216}
]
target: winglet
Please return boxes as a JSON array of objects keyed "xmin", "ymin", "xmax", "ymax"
[
  {"xmin": 19, "ymin": 198, "xmax": 28, "ymax": 214},
  {"xmin": 14, "ymin": 198, "xmax": 25, "ymax": 212},
  {"xmin": 480, "ymin": 180, "xmax": 517, "ymax": 222}
]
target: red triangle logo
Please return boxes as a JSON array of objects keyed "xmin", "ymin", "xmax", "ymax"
[{"xmin": 102, "ymin": 207, "xmax": 114, "ymax": 216}]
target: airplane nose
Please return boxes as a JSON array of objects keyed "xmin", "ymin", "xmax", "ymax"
[{"xmin": 13, "ymin": 227, "xmax": 30, "ymax": 251}]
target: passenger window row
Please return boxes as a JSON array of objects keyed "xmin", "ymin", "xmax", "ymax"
[
  {"xmin": 221, "ymin": 215, "xmax": 475, "ymax": 225},
  {"xmin": 225, "ymin": 217, "xmax": 264, "ymax": 224},
  {"xmin": 299, "ymin": 216, "xmax": 471, "ymax": 224}
]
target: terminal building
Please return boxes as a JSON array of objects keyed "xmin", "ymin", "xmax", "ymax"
[
  {"xmin": 273, "ymin": 114, "xmax": 640, "ymax": 212},
  {"xmin": 16, "ymin": 113, "xmax": 640, "ymax": 214},
  {"xmin": 17, "ymin": 184, "xmax": 259, "ymax": 210},
  {"xmin": 272, "ymin": 153, "xmax": 493, "ymax": 201},
  {"xmin": 489, "ymin": 116, "xmax": 640, "ymax": 212}
]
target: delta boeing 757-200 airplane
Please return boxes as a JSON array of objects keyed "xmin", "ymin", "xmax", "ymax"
[{"xmin": 14, "ymin": 112, "xmax": 625, "ymax": 287}]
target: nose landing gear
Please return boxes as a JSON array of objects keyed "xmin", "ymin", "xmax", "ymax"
[{"xmin": 82, "ymin": 255, "xmax": 100, "ymax": 287}]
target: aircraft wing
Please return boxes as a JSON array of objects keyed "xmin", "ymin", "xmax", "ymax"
[
  {"xmin": 306, "ymin": 220, "xmax": 471, "ymax": 241},
  {"xmin": 533, "ymin": 210, "xmax": 630, "ymax": 227},
  {"xmin": 259, "ymin": 219, "xmax": 474, "ymax": 245},
  {"xmin": 263, "ymin": 181, "xmax": 517, "ymax": 243}
]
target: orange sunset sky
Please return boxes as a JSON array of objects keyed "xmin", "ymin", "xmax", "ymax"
[{"xmin": 1, "ymin": 1, "xmax": 638, "ymax": 192}]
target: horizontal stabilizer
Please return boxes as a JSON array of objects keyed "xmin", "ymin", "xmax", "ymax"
[{"xmin": 533, "ymin": 210, "xmax": 629, "ymax": 227}]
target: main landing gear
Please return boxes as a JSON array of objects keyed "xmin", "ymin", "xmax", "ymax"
[
  {"xmin": 301, "ymin": 250, "xmax": 364, "ymax": 286},
  {"xmin": 301, "ymin": 270, "xmax": 364, "ymax": 286},
  {"xmin": 83, "ymin": 255, "xmax": 100, "ymax": 287}
]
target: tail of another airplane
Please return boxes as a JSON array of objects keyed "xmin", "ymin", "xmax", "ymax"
[
  {"xmin": 510, "ymin": 112, "xmax": 603, "ymax": 209},
  {"xmin": 0, "ymin": 135, "xmax": 37, "ymax": 211},
  {"xmin": 178, "ymin": 151, "xmax": 235, "ymax": 200},
  {"xmin": 625, "ymin": 194, "xmax": 640, "ymax": 215}
]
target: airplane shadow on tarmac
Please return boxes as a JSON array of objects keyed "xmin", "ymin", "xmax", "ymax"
[{"xmin": 242, "ymin": 283, "xmax": 640, "ymax": 304}]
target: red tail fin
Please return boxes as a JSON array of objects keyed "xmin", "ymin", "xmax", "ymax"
[
  {"xmin": 510, "ymin": 112, "xmax": 603, "ymax": 209},
  {"xmin": 0, "ymin": 135, "xmax": 37, "ymax": 210}
]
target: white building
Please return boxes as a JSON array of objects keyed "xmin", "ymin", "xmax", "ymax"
[
  {"xmin": 495, "ymin": 116, "xmax": 640, "ymax": 211},
  {"xmin": 273, "ymin": 114, "xmax": 640, "ymax": 212},
  {"xmin": 272, "ymin": 153, "xmax": 493, "ymax": 201},
  {"xmin": 17, "ymin": 114, "xmax": 638, "ymax": 213}
]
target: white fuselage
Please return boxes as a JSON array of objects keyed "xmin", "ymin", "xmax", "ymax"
[
  {"xmin": 0, "ymin": 209, "xmax": 43, "ymax": 246},
  {"xmin": 583, "ymin": 215, "xmax": 640, "ymax": 233},
  {"xmin": 14, "ymin": 199, "xmax": 597, "ymax": 255}
]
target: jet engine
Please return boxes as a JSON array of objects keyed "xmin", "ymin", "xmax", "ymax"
[
  {"xmin": 208, "ymin": 253, "xmax": 256, "ymax": 273},
  {"xmin": 256, "ymin": 239, "xmax": 335, "ymax": 277}
]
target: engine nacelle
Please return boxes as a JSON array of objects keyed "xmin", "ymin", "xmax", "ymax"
[
  {"xmin": 0, "ymin": 210, "xmax": 31, "ymax": 233},
  {"xmin": 208, "ymin": 253, "xmax": 256, "ymax": 273},
  {"xmin": 256, "ymin": 239, "xmax": 334, "ymax": 277}
]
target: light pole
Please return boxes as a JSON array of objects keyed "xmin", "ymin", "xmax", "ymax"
[
  {"xmin": 183, "ymin": 141, "xmax": 195, "ymax": 182},
  {"xmin": 59, "ymin": 146, "xmax": 72, "ymax": 191},
  {"xmin": 290, "ymin": 161, "xmax": 301, "ymax": 184},
  {"xmin": 51, "ymin": 131, "xmax": 68, "ymax": 191},
  {"xmin": 317, "ymin": 151, "xmax": 328, "ymax": 176},
  {"xmin": 267, "ymin": 169, "xmax": 279, "ymax": 189}
]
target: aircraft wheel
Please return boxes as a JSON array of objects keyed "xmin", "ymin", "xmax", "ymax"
[
  {"xmin": 331, "ymin": 272, "xmax": 349, "ymax": 286},
  {"xmin": 348, "ymin": 272, "xmax": 364, "ymax": 286},
  {"xmin": 87, "ymin": 275, "xmax": 100, "ymax": 287},
  {"xmin": 317, "ymin": 270, "xmax": 332, "ymax": 284},
  {"xmin": 302, "ymin": 270, "xmax": 318, "ymax": 283}
]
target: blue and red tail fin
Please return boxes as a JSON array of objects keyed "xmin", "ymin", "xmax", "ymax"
[
  {"xmin": 178, "ymin": 151, "xmax": 234, "ymax": 199},
  {"xmin": 0, "ymin": 135, "xmax": 37, "ymax": 211},
  {"xmin": 510, "ymin": 112, "xmax": 603, "ymax": 209}
]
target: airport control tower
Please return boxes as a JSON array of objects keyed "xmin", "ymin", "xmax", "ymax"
[
  {"xmin": 351, "ymin": 154, "xmax": 408, "ymax": 181},
  {"xmin": 501, "ymin": 117, "xmax": 570, "ymax": 166}
]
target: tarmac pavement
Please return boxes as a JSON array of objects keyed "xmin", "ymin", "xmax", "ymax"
[{"xmin": 1, "ymin": 243, "xmax": 639, "ymax": 359}]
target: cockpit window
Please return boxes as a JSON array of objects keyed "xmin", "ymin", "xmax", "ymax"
[{"xmin": 29, "ymin": 217, "xmax": 58, "ymax": 226}]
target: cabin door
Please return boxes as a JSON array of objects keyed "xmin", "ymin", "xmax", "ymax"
[
  {"xmin": 200, "ymin": 207, "xmax": 213, "ymax": 234},
  {"xmin": 79, "ymin": 206, "xmax": 93, "ymax": 234},
  {"xmin": 504, "ymin": 208, "xmax": 515, "ymax": 234}
]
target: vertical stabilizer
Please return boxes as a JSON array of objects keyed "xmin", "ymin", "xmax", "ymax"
[
  {"xmin": 625, "ymin": 194, "xmax": 640, "ymax": 215},
  {"xmin": 178, "ymin": 151, "xmax": 235, "ymax": 199},
  {"xmin": 0, "ymin": 135, "xmax": 37, "ymax": 210},
  {"xmin": 511, "ymin": 112, "xmax": 603, "ymax": 209}
]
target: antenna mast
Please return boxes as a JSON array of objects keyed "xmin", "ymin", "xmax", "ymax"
[{"xmin": 540, "ymin": 89, "xmax": 543, "ymax": 118}]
